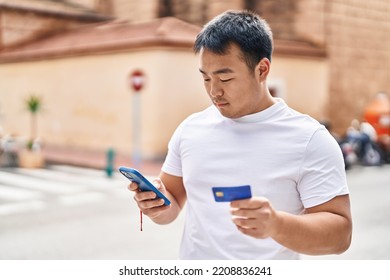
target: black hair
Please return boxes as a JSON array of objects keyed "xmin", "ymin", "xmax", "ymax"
[{"xmin": 193, "ymin": 10, "xmax": 273, "ymax": 70}]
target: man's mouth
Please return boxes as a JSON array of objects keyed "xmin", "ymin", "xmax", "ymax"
[{"xmin": 214, "ymin": 101, "xmax": 229, "ymax": 108}]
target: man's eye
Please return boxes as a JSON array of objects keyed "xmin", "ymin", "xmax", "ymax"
[
  {"xmin": 203, "ymin": 78, "xmax": 210, "ymax": 82},
  {"xmin": 221, "ymin": 78, "xmax": 233, "ymax": 83}
]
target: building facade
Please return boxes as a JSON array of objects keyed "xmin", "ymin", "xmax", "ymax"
[
  {"xmin": 0, "ymin": 0, "xmax": 389, "ymax": 166},
  {"xmin": 92, "ymin": 0, "xmax": 390, "ymax": 135}
]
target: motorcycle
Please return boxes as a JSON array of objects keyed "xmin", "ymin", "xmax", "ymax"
[{"xmin": 339, "ymin": 133, "xmax": 384, "ymax": 169}]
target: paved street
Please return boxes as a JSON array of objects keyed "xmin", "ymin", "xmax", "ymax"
[
  {"xmin": 0, "ymin": 164, "xmax": 389, "ymax": 260},
  {"xmin": 0, "ymin": 165, "xmax": 184, "ymax": 259}
]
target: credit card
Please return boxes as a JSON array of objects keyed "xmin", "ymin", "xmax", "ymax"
[{"xmin": 212, "ymin": 185, "xmax": 252, "ymax": 202}]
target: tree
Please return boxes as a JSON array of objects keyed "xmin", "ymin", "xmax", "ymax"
[{"xmin": 25, "ymin": 94, "xmax": 42, "ymax": 150}]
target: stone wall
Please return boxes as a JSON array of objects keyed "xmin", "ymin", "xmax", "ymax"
[
  {"xmin": 241, "ymin": 0, "xmax": 390, "ymax": 135},
  {"xmin": 324, "ymin": 0, "xmax": 390, "ymax": 135},
  {"xmin": 0, "ymin": 2, "xmax": 108, "ymax": 50},
  {"xmin": 3, "ymin": 0, "xmax": 389, "ymax": 136},
  {"xmin": 0, "ymin": 9, "xmax": 80, "ymax": 49},
  {"xmin": 110, "ymin": 0, "xmax": 158, "ymax": 22}
]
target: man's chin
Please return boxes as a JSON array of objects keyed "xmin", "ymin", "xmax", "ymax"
[{"xmin": 215, "ymin": 106, "xmax": 238, "ymax": 119}]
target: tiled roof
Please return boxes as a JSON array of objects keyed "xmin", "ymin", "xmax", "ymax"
[
  {"xmin": 0, "ymin": 17, "xmax": 201, "ymax": 63},
  {"xmin": 273, "ymin": 39, "xmax": 326, "ymax": 58},
  {"xmin": 0, "ymin": 16, "xmax": 325, "ymax": 63},
  {"xmin": 0, "ymin": 0, "xmax": 99, "ymax": 17}
]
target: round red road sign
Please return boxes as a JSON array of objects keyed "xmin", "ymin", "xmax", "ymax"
[{"xmin": 130, "ymin": 70, "xmax": 145, "ymax": 92}]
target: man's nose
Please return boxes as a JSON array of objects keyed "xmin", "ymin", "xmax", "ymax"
[{"xmin": 210, "ymin": 81, "xmax": 223, "ymax": 97}]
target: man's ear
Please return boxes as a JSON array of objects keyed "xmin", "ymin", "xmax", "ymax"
[{"xmin": 256, "ymin": 58, "xmax": 270, "ymax": 81}]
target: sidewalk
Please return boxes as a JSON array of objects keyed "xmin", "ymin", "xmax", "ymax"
[{"xmin": 42, "ymin": 144, "xmax": 162, "ymax": 175}]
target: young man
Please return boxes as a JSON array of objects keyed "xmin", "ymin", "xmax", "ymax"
[{"xmin": 129, "ymin": 10, "xmax": 352, "ymax": 259}]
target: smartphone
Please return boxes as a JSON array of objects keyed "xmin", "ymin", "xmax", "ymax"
[{"xmin": 119, "ymin": 166, "xmax": 171, "ymax": 206}]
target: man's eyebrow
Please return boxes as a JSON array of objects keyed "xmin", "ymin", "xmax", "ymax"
[{"xmin": 199, "ymin": 68, "xmax": 234, "ymax": 75}]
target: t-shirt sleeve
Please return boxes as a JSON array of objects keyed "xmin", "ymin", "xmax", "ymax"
[
  {"xmin": 161, "ymin": 122, "xmax": 184, "ymax": 177},
  {"xmin": 297, "ymin": 126, "xmax": 349, "ymax": 208}
]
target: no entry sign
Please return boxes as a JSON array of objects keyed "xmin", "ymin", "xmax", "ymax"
[{"xmin": 129, "ymin": 70, "xmax": 145, "ymax": 92}]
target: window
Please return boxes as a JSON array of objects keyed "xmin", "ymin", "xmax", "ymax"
[{"xmin": 158, "ymin": 0, "xmax": 174, "ymax": 17}]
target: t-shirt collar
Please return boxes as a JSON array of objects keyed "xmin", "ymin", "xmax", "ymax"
[{"xmin": 227, "ymin": 98, "xmax": 286, "ymax": 123}]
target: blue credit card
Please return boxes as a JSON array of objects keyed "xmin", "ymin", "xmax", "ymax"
[{"xmin": 212, "ymin": 185, "xmax": 252, "ymax": 202}]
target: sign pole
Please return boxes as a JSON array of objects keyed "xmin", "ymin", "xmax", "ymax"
[
  {"xmin": 132, "ymin": 93, "xmax": 141, "ymax": 168},
  {"xmin": 129, "ymin": 70, "xmax": 145, "ymax": 169}
]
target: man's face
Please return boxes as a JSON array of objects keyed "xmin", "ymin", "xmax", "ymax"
[{"xmin": 199, "ymin": 44, "xmax": 264, "ymax": 119}]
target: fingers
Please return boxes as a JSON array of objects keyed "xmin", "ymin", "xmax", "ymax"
[
  {"xmin": 127, "ymin": 178, "xmax": 169, "ymax": 219},
  {"xmin": 142, "ymin": 205, "xmax": 170, "ymax": 216},
  {"xmin": 130, "ymin": 183, "xmax": 161, "ymax": 208},
  {"xmin": 135, "ymin": 196, "xmax": 164, "ymax": 209},
  {"xmin": 128, "ymin": 178, "xmax": 165, "ymax": 193},
  {"xmin": 230, "ymin": 198, "xmax": 272, "ymax": 220},
  {"xmin": 232, "ymin": 216, "xmax": 256, "ymax": 228},
  {"xmin": 235, "ymin": 226, "xmax": 261, "ymax": 238},
  {"xmin": 128, "ymin": 181, "xmax": 139, "ymax": 192},
  {"xmin": 230, "ymin": 206, "xmax": 272, "ymax": 219},
  {"xmin": 230, "ymin": 197, "xmax": 269, "ymax": 209},
  {"xmin": 230, "ymin": 197, "xmax": 275, "ymax": 239},
  {"xmin": 231, "ymin": 215, "xmax": 271, "ymax": 239},
  {"xmin": 152, "ymin": 178, "xmax": 163, "ymax": 190}
]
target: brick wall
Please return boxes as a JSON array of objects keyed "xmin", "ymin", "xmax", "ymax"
[
  {"xmin": 252, "ymin": 0, "xmax": 299, "ymax": 41},
  {"xmin": 0, "ymin": 1, "xmax": 109, "ymax": 50},
  {"xmin": 324, "ymin": 0, "xmax": 390, "ymax": 135},
  {"xmin": 108, "ymin": 0, "xmax": 390, "ymax": 135},
  {"xmin": 4, "ymin": 0, "xmax": 388, "ymax": 136},
  {"xmin": 0, "ymin": 10, "xmax": 79, "ymax": 49},
  {"xmin": 238, "ymin": 0, "xmax": 390, "ymax": 135},
  {"xmin": 111, "ymin": 0, "xmax": 158, "ymax": 22},
  {"xmin": 241, "ymin": 0, "xmax": 389, "ymax": 135}
]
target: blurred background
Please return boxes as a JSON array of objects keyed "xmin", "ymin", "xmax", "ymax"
[{"xmin": 0, "ymin": 0, "xmax": 389, "ymax": 260}]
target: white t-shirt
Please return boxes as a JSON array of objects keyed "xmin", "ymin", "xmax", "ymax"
[{"xmin": 162, "ymin": 99, "xmax": 349, "ymax": 260}]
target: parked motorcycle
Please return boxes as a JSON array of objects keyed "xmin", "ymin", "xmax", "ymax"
[{"xmin": 339, "ymin": 133, "xmax": 383, "ymax": 169}]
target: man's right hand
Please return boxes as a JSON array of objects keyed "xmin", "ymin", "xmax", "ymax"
[{"xmin": 128, "ymin": 178, "xmax": 171, "ymax": 219}]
